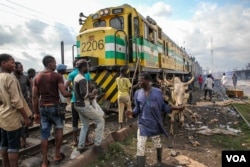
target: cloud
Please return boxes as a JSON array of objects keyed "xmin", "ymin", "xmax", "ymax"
[
  {"xmin": 1, "ymin": 0, "xmax": 250, "ymax": 72},
  {"xmin": 0, "ymin": 26, "xmax": 13, "ymax": 45},
  {"xmin": 190, "ymin": 3, "xmax": 250, "ymax": 71},
  {"xmin": 148, "ymin": 1, "xmax": 250, "ymax": 72},
  {"xmin": 151, "ymin": 2, "xmax": 172, "ymax": 17}
]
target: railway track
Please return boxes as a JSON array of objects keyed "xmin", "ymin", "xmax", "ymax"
[{"xmin": 0, "ymin": 111, "xmax": 136, "ymax": 167}]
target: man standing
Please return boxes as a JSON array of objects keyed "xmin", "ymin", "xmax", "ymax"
[
  {"xmin": 232, "ymin": 73, "xmax": 237, "ymax": 88},
  {"xmin": 14, "ymin": 62, "xmax": 32, "ymax": 148},
  {"xmin": 73, "ymin": 60, "xmax": 105, "ymax": 153},
  {"xmin": 14, "ymin": 62, "xmax": 31, "ymax": 102},
  {"xmin": 32, "ymin": 55, "xmax": 71, "ymax": 167},
  {"xmin": 198, "ymin": 74, "xmax": 203, "ymax": 91},
  {"xmin": 127, "ymin": 73, "xmax": 169, "ymax": 167},
  {"xmin": 204, "ymin": 74, "xmax": 214, "ymax": 101},
  {"xmin": 221, "ymin": 73, "xmax": 227, "ymax": 87},
  {"xmin": 27, "ymin": 68, "xmax": 36, "ymax": 111},
  {"xmin": 0, "ymin": 53, "xmax": 32, "ymax": 167},
  {"xmin": 116, "ymin": 66, "xmax": 132, "ymax": 129}
]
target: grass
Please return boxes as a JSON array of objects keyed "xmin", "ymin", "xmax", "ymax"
[
  {"xmin": 211, "ymin": 103, "xmax": 250, "ymax": 150},
  {"xmin": 233, "ymin": 103, "xmax": 250, "ymax": 122},
  {"xmin": 88, "ymin": 134, "xmax": 137, "ymax": 167}
]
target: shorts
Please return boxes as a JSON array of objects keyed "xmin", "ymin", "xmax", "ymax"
[
  {"xmin": 39, "ymin": 106, "xmax": 64, "ymax": 140},
  {"xmin": 0, "ymin": 128, "xmax": 21, "ymax": 153}
]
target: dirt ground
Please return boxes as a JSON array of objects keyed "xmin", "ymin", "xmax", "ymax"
[
  {"xmin": 94, "ymin": 86, "xmax": 247, "ymax": 167},
  {"xmin": 144, "ymin": 89, "xmax": 246, "ymax": 167}
]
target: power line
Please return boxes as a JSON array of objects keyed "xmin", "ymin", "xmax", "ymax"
[
  {"xmin": 3, "ymin": 0, "xmax": 75, "ymax": 28},
  {"xmin": 6, "ymin": 0, "xmax": 44, "ymax": 15},
  {"xmin": 0, "ymin": 1, "xmax": 76, "ymax": 30},
  {"xmin": 0, "ymin": 2, "xmax": 45, "ymax": 21}
]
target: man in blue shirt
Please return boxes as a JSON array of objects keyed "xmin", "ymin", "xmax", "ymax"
[
  {"xmin": 127, "ymin": 72, "xmax": 183, "ymax": 167},
  {"xmin": 128, "ymin": 72, "xmax": 167, "ymax": 167}
]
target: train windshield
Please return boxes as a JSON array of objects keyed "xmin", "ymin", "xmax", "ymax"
[
  {"xmin": 110, "ymin": 16, "xmax": 124, "ymax": 30},
  {"xmin": 93, "ymin": 20, "xmax": 106, "ymax": 27}
]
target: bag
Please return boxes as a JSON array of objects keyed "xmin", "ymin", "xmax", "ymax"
[
  {"xmin": 92, "ymin": 99, "xmax": 104, "ymax": 117},
  {"xmin": 56, "ymin": 103, "xmax": 67, "ymax": 119}
]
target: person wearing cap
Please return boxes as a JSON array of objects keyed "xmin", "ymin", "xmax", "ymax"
[
  {"xmin": 57, "ymin": 64, "xmax": 68, "ymax": 104},
  {"xmin": 65, "ymin": 59, "xmax": 93, "ymax": 147},
  {"xmin": 73, "ymin": 60, "xmax": 105, "ymax": 153},
  {"xmin": 204, "ymin": 74, "xmax": 214, "ymax": 101},
  {"xmin": 57, "ymin": 64, "xmax": 67, "ymax": 73}
]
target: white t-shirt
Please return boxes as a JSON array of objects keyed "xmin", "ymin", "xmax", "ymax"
[
  {"xmin": 221, "ymin": 75, "xmax": 227, "ymax": 86},
  {"xmin": 204, "ymin": 78, "xmax": 214, "ymax": 90}
]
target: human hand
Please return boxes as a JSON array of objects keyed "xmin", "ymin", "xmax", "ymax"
[
  {"xmin": 126, "ymin": 110, "xmax": 133, "ymax": 118},
  {"xmin": 34, "ymin": 113, "xmax": 40, "ymax": 124},
  {"xmin": 24, "ymin": 117, "xmax": 32, "ymax": 127},
  {"xmin": 92, "ymin": 89, "xmax": 99, "ymax": 94},
  {"xmin": 179, "ymin": 105, "xmax": 185, "ymax": 111}
]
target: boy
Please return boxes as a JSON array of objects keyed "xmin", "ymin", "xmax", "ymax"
[{"xmin": 0, "ymin": 53, "xmax": 32, "ymax": 167}]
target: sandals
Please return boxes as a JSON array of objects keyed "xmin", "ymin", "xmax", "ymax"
[
  {"xmin": 53, "ymin": 152, "xmax": 65, "ymax": 165},
  {"xmin": 40, "ymin": 152, "xmax": 65, "ymax": 166},
  {"xmin": 40, "ymin": 160, "xmax": 50, "ymax": 167}
]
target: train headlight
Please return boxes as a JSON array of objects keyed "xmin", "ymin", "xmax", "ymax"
[
  {"xmin": 104, "ymin": 8, "xmax": 109, "ymax": 15},
  {"xmin": 100, "ymin": 10, "xmax": 104, "ymax": 16}
]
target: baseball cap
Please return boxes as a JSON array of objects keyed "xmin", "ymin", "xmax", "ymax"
[
  {"xmin": 56, "ymin": 64, "xmax": 67, "ymax": 71},
  {"xmin": 75, "ymin": 59, "xmax": 90, "ymax": 67}
]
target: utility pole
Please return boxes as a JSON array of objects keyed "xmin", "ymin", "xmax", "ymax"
[
  {"xmin": 211, "ymin": 37, "xmax": 213, "ymax": 74},
  {"xmin": 61, "ymin": 41, "xmax": 64, "ymax": 64}
]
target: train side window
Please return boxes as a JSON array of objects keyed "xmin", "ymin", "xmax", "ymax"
[
  {"xmin": 93, "ymin": 20, "xmax": 106, "ymax": 27},
  {"xmin": 148, "ymin": 28, "xmax": 155, "ymax": 43},
  {"xmin": 134, "ymin": 17, "xmax": 139, "ymax": 36},
  {"xmin": 110, "ymin": 16, "xmax": 124, "ymax": 30}
]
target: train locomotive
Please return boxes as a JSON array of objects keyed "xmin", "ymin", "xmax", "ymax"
[{"xmin": 74, "ymin": 4, "xmax": 201, "ymax": 110}]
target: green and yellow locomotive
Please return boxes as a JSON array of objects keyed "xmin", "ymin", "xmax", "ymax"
[{"xmin": 75, "ymin": 4, "xmax": 198, "ymax": 109}]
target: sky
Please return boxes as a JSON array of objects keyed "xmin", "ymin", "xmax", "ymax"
[{"xmin": 0, "ymin": 0, "xmax": 250, "ymax": 73}]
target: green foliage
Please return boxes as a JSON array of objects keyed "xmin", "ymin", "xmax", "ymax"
[
  {"xmin": 88, "ymin": 135, "xmax": 136, "ymax": 167},
  {"xmin": 211, "ymin": 103, "xmax": 250, "ymax": 150},
  {"xmin": 234, "ymin": 103, "xmax": 250, "ymax": 122}
]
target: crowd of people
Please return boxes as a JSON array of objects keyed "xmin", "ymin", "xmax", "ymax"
[{"xmin": 1, "ymin": 52, "xmax": 239, "ymax": 167}]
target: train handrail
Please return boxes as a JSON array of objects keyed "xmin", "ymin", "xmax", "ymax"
[{"xmin": 114, "ymin": 30, "xmax": 128, "ymax": 65}]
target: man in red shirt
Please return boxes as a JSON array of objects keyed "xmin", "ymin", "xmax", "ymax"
[
  {"xmin": 198, "ymin": 75, "xmax": 203, "ymax": 91},
  {"xmin": 32, "ymin": 55, "xmax": 71, "ymax": 167}
]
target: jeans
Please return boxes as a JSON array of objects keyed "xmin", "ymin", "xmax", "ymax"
[
  {"xmin": 39, "ymin": 106, "xmax": 64, "ymax": 139},
  {"xmin": 74, "ymin": 102, "xmax": 105, "ymax": 147}
]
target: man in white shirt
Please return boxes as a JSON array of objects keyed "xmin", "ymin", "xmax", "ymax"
[
  {"xmin": 204, "ymin": 74, "xmax": 214, "ymax": 101},
  {"xmin": 221, "ymin": 73, "xmax": 227, "ymax": 87}
]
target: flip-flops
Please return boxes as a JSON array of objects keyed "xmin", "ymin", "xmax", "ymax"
[{"xmin": 53, "ymin": 152, "xmax": 65, "ymax": 165}]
